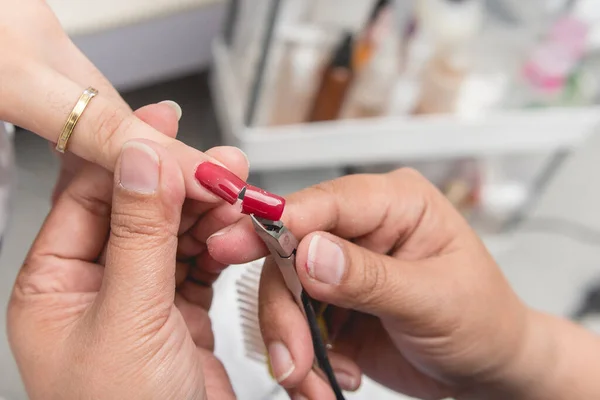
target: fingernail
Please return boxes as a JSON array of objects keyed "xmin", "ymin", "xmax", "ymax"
[
  {"xmin": 238, "ymin": 148, "xmax": 250, "ymax": 168},
  {"xmin": 307, "ymin": 235, "xmax": 345, "ymax": 285},
  {"xmin": 195, "ymin": 162, "xmax": 246, "ymax": 204},
  {"xmin": 335, "ymin": 370, "xmax": 359, "ymax": 391},
  {"xmin": 241, "ymin": 185, "xmax": 285, "ymax": 221},
  {"xmin": 159, "ymin": 100, "xmax": 183, "ymax": 121},
  {"xmin": 207, "ymin": 225, "xmax": 232, "ymax": 242},
  {"xmin": 292, "ymin": 394, "xmax": 308, "ymax": 400},
  {"xmin": 119, "ymin": 141, "xmax": 159, "ymax": 194},
  {"xmin": 267, "ymin": 341, "xmax": 295, "ymax": 383}
]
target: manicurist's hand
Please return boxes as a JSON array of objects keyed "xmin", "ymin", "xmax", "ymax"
[
  {"xmin": 0, "ymin": 0, "xmax": 248, "ymax": 204},
  {"xmin": 208, "ymin": 168, "xmax": 600, "ymax": 400},
  {"xmin": 8, "ymin": 137, "xmax": 235, "ymax": 399}
]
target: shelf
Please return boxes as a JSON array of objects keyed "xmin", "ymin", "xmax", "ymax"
[{"xmin": 210, "ymin": 39, "xmax": 600, "ymax": 172}]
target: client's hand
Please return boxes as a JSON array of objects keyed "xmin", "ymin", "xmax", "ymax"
[
  {"xmin": 0, "ymin": 0, "xmax": 247, "ymax": 204},
  {"xmin": 8, "ymin": 138, "xmax": 234, "ymax": 399},
  {"xmin": 207, "ymin": 169, "xmax": 542, "ymax": 400}
]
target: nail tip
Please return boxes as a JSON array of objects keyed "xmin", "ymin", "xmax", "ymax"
[
  {"xmin": 159, "ymin": 100, "xmax": 183, "ymax": 121},
  {"xmin": 122, "ymin": 140, "xmax": 159, "ymax": 162},
  {"xmin": 241, "ymin": 185, "xmax": 286, "ymax": 221},
  {"xmin": 275, "ymin": 364, "xmax": 296, "ymax": 383}
]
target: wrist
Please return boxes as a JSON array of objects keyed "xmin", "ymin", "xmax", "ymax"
[
  {"xmin": 461, "ymin": 308, "xmax": 600, "ymax": 400},
  {"xmin": 458, "ymin": 309, "xmax": 558, "ymax": 400}
]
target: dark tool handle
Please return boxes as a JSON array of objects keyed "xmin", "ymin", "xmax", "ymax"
[{"xmin": 301, "ymin": 291, "xmax": 345, "ymax": 400}]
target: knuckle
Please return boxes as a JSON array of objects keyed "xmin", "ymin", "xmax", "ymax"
[
  {"xmin": 110, "ymin": 210, "xmax": 172, "ymax": 248},
  {"xmin": 349, "ymin": 252, "xmax": 390, "ymax": 309},
  {"xmin": 92, "ymin": 105, "xmax": 133, "ymax": 163},
  {"xmin": 391, "ymin": 167, "xmax": 427, "ymax": 184}
]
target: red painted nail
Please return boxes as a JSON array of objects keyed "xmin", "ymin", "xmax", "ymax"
[
  {"xmin": 241, "ymin": 185, "xmax": 285, "ymax": 221},
  {"xmin": 195, "ymin": 162, "xmax": 246, "ymax": 204}
]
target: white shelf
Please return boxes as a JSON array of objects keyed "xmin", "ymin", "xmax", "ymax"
[
  {"xmin": 48, "ymin": 0, "xmax": 220, "ymax": 36},
  {"xmin": 210, "ymin": 40, "xmax": 600, "ymax": 172}
]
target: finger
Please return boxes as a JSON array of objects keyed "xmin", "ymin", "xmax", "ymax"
[
  {"xmin": 179, "ymin": 279, "xmax": 214, "ymax": 310},
  {"xmin": 38, "ymin": 23, "xmax": 131, "ymax": 110},
  {"xmin": 18, "ymin": 162, "xmax": 113, "ymax": 294},
  {"xmin": 327, "ymin": 352, "xmax": 362, "ymax": 392},
  {"xmin": 187, "ymin": 267, "xmax": 221, "ymax": 287},
  {"xmin": 0, "ymin": 64, "xmax": 248, "ymax": 203},
  {"xmin": 134, "ymin": 101, "xmax": 182, "ymax": 139},
  {"xmin": 259, "ymin": 258, "xmax": 314, "ymax": 388},
  {"xmin": 176, "ymin": 261, "xmax": 190, "ymax": 286},
  {"xmin": 179, "ymin": 146, "xmax": 250, "ymax": 234},
  {"xmin": 209, "ymin": 168, "xmax": 461, "ymax": 265},
  {"xmin": 177, "ymin": 235, "xmax": 206, "ymax": 259},
  {"xmin": 101, "ymin": 139, "xmax": 185, "ymax": 312},
  {"xmin": 51, "ymin": 102, "xmax": 181, "ymax": 203},
  {"xmin": 295, "ymin": 231, "xmax": 441, "ymax": 322},
  {"xmin": 199, "ymin": 349, "xmax": 236, "ymax": 400},
  {"xmin": 194, "ymin": 250, "xmax": 227, "ymax": 274},
  {"xmin": 51, "ymin": 159, "xmax": 78, "ymax": 205},
  {"xmin": 174, "ymin": 294, "xmax": 214, "ymax": 350},
  {"xmin": 290, "ymin": 371, "xmax": 339, "ymax": 400},
  {"xmin": 181, "ymin": 202, "xmax": 245, "ymax": 252},
  {"xmin": 291, "ymin": 352, "xmax": 363, "ymax": 396}
]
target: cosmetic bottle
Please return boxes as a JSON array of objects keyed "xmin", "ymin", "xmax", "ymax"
[
  {"xmin": 353, "ymin": 0, "xmax": 391, "ymax": 72},
  {"xmin": 414, "ymin": 0, "xmax": 483, "ymax": 115},
  {"xmin": 308, "ymin": 33, "xmax": 355, "ymax": 122},
  {"xmin": 343, "ymin": 32, "xmax": 399, "ymax": 118},
  {"xmin": 268, "ymin": 27, "xmax": 331, "ymax": 126}
]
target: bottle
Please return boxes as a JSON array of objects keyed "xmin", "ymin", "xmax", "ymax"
[
  {"xmin": 343, "ymin": 32, "xmax": 399, "ymax": 118},
  {"xmin": 308, "ymin": 33, "xmax": 355, "ymax": 122},
  {"xmin": 353, "ymin": 0, "xmax": 391, "ymax": 72},
  {"xmin": 414, "ymin": 0, "xmax": 483, "ymax": 115},
  {"xmin": 268, "ymin": 28, "xmax": 329, "ymax": 126}
]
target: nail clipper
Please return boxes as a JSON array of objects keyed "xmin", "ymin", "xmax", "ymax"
[{"xmin": 250, "ymin": 215, "xmax": 345, "ymax": 400}]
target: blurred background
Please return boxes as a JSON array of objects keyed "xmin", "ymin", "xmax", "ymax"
[{"xmin": 3, "ymin": 0, "xmax": 600, "ymax": 398}]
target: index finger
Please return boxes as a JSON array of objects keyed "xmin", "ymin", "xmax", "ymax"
[
  {"xmin": 208, "ymin": 168, "xmax": 453, "ymax": 265},
  {"xmin": 0, "ymin": 63, "xmax": 249, "ymax": 203}
]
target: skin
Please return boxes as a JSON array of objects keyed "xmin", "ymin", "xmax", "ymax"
[
  {"xmin": 1, "ymin": 2, "xmax": 251, "ymax": 378},
  {"xmin": 5, "ymin": 2, "xmax": 600, "ymax": 398},
  {"xmin": 207, "ymin": 168, "xmax": 600, "ymax": 400},
  {"xmin": 8, "ymin": 126, "xmax": 237, "ymax": 399},
  {"xmin": 0, "ymin": 0, "xmax": 246, "ymax": 204}
]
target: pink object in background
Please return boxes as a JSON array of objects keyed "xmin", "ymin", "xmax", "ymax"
[
  {"xmin": 549, "ymin": 17, "xmax": 589, "ymax": 59},
  {"xmin": 522, "ymin": 17, "xmax": 589, "ymax": 94}
]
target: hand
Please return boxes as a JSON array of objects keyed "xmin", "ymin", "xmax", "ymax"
[
  {"xmin": 50, "ymin": 101, "xmax": 183, "ymax": 203},
  {"xmin": 206, "ymin": 169, "xmax": 539, "ymax": 399},
  {"xmin": 8, "ymin": 137, "xmax": 235, "ymax": 399},
  {"xmin": 0, "ymin": 0, "xmax": 244, "ymax": 204}
]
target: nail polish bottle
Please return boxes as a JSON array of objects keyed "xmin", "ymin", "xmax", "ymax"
[{"xmin": 308, "ymin": 33, "xmax": 355, "ymax": 122}]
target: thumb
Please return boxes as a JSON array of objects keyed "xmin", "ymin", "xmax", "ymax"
[
  {"xmin": 101, "ymin": 139, "xmax": 185, "ymax": 314},
  {"xmin": 295, "ymin": 232, "xmax": 437, "ymax": 321}
]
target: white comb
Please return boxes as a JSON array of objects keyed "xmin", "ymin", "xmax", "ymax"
[
  {"xmin": 235, "ymin": 261, "xmax": 284, "ymax": 399},
  {"xmin": 236, "ymin": 261, "xmax": 268, "ymax": 364}
]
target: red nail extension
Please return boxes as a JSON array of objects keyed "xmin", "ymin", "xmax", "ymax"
[
  {"xmin": 241, "ymin": 185, "xmax": 285, "ymax": 221},
  {"xmin": 195, "ymin": 162, "xmax": 246, "ymax": 204}
]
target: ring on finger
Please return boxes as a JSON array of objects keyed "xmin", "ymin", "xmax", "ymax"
[{"xmin": 55, "ymin": 87, "xmax": 98, "ymax": 153}]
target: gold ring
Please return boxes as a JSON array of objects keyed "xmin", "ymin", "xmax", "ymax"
[{"xmin": 55, "ymin": 87, "xmax": 98, "ymax": 153}]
